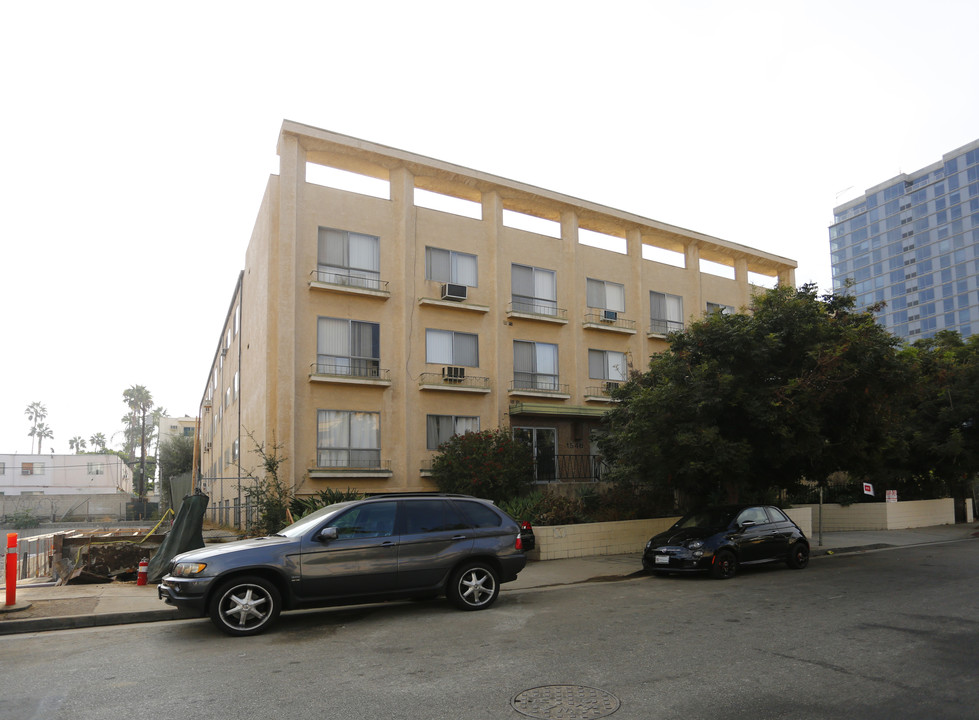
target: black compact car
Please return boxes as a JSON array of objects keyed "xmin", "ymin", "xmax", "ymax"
[
  {"xmin": 642, "ymin": 504, "xmax": 809, "ymax": 579},
  {"xmin": 158, "ymin": 493, "xmax": 535, "ymax": 636}
]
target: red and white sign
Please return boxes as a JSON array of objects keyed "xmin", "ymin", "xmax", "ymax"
[
  {"xmin": 863, "ymin": 482, "xmax": 874, "ymax": 496},
  {"xmin": 886, "ymin": 490, "xmax": 898, "ymax": 503}
]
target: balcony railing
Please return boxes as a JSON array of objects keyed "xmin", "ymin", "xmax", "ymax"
[
  {"xmin": 310, "ymin": 268, "xmax": 389, "ymax": 293},
  {"xmin": 533, "ymin": 454, "xmax": 611, "ymax": 482},
  {"xmin": 313, "ymin": 452, "xmax": 388, "ymax": 470},
  {"xmin": 510, "ymin": 375, "xmax": 570, "ymax": 396},
  {"xmin": 648, "ymin": 318, "xmax": 684, "ymax": 336},
  {"xmin": 584, "ymin": 383, "xmax": 621, "ymax": 399},
  {"xmin": 507, "ymin": 299, "xmax": 568, "ymax": 321},
  {"xmin": 418, "ymin": 372, "xmax": 490, "ymax": 391},
  {"xmin": 583, "ymin": 312, "xmax": 637, "ymax": 332},
  {"xmin": 311, "ymin": 359, "xmax": 390, "ymax": 382}
]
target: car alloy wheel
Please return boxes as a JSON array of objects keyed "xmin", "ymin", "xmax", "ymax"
[
  {"xmin": 710, "ymin": 550, "xmax": 738, "ymax": 580},
  {"xmin": 787, "ymin": 542, "xmax": 810, "ymax": 569},
  {"xmin": 448, "ymin": 562, "xmax": 500, "ymax": 610},
  {"xmin": 209, "ymin": 576, "xmax": 281, "ymax": 636}
]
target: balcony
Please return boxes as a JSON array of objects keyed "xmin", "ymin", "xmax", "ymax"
[
  {"xmin": 418, "ymin": 371, "xmax": 491, "ymax": 393},
  {"xmin": 506, "ymin": 300, "xmax": 568, "ymax": 324},
  {"xmin": 309, "ymin": 360, "xmax": 391, "ymax": 387},
  {"xmin": 308, "ymin": 455, "xmax": 392, "ymax": 479},
  {"xmin": 532, "ymin": 454, "xmax": 611, "ymax": 482},
  {"xmin": 309, "ymin": 269, "xmax": 390, "ymax": 299},
  {"xmin": 584, "ymin": 383, "xmax": 621, "ymax": 402},
  {"xmin": 509, "ymin": 375, "xmax": 571, "ymax": 399},
  {"xmin": 647, "ymin": 318, "xmax": 684, "ymax": 338},
  {"xmin": 582, "ymin": 312, "xmax": 637, "ymax": 334}
]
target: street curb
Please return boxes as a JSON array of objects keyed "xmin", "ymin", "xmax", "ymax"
[{"xmin": 0, "ymin": 608, "xmax": 198, "ymax": 636}]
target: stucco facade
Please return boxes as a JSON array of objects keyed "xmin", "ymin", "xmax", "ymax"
[{"xmin": 199, "ymin": 121, "xmax": 796, "ymax": 509}]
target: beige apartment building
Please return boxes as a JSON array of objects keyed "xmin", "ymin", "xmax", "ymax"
[{"xmin": 199, "ymin": 121, "xmax": 796, "ymax": 519}]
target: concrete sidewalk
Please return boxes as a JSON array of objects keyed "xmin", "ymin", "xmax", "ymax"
[{"xmin": 2, "ymin": 522, "xmax": 976, "ymax": 636}]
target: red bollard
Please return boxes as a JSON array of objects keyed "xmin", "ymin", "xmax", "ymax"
[
  {"xmin": 137, "ymin": 558, "xmax": 148, "ymax": 586},
  {"xmin": 5, "ymin": 533, "xmax": 16, "ymax": 607}
]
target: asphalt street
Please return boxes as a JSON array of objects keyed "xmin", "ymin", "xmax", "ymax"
[{"xmin": 2, "ymin": 539, "xmax": 977, "ymax": 720}]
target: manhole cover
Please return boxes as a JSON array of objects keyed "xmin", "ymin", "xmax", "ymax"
[{"xmin": 511, "ymin": 685, "xmax": 620, "ymax": 718}]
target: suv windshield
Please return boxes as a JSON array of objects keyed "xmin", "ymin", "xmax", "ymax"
[{"xmin": 276, "ymin": 501, "xmax": 357, "ymax": 538}]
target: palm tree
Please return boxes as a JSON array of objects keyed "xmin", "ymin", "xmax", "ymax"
[
  {"xmin": 123, "ymin": 385, "xmax": 154, "ymax": 498},
  {"xmin": 69, "ymin": 436, "xmax": 87, "ymax": 453},
  {"xmin": 30, "ymin": 422, "xmax": 53, "ymax": 454},
  {"xmin": 89, "ymin": 432, "xmax": 107, "ymax": 452},
  {"xmin": 25, "ymin": 401, "xmax": 47, "ymax": 452}
]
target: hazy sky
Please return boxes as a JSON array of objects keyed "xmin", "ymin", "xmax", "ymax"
[{"xmin": 2, "ymin": 1, "xmax": 977, "ymax": 456}]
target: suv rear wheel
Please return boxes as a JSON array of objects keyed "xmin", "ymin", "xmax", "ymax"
[
  {"xmin": 209, "ymin": 576, "xmax": 281, "ymax": 636},
  {"xmin": 447, "ymin": 562, "xmax": 500, "ymax": 610}
]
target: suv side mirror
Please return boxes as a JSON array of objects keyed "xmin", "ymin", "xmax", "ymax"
[{"xmin": 318, "ymin": 526, "xmax": 339, "ymax": 542}]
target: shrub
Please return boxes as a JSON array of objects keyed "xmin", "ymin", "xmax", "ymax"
[
  {"xmin": 291, "ymin": 488, "xmax": 364, "ymax": 519},
  {"xmin": 431, "ymin": 428, "xmax": 534, "ymax": 503}
]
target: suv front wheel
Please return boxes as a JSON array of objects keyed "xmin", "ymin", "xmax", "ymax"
[
  {"xmin": 209, "ymin": 575, "xmax": 282, "ymax": 636},
  {"xmin": 447, "ymin": 562, "xmax": 500, "ymax": 610}
]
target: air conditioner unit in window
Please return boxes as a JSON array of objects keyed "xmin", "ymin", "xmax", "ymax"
[
  {"xmin": 604, "ymin": 381, "xmax": 620, "ymax": 393},
  {"xmin": 601, "ymin": 310, "xmax": 618, "ymax": 322},
  {"xmin": 440, "ymin": 283, "xmax": 467, "ymax": 301},
  {"xmin": 203, "ymin": 441, "xmax": 212, "ymax": 452},
  {"xmin": 442, "ymin": 366, "xmax": 466, "ymax": 382}
]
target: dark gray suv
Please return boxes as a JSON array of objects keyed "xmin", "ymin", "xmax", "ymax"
[{"xmin": 158, "ymin": 493, "xmax": 535, "ymax": 636}]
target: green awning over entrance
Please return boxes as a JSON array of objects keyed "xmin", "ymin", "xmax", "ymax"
[{"xmin": 508, "ymin": 402, "xmax": 610, "ymax": 418}]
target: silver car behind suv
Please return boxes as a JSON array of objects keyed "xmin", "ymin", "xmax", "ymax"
[{"xmin": 158, "ymin": 493, "xmax": 535, "ymax": 636}]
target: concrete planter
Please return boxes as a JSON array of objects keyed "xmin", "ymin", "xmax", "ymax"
[{"xmin": 797, "ymin": 498, "xmax": 956, "ymax": 532}]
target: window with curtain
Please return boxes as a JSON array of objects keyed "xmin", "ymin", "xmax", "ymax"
[
  {"xmin": 317, "ymin": 410, "xmax": 380, "ymax": 468},
  {"xmin": 511, "ymin": 264, "xmax": 557, "ymax": 315},
  {"xmin": 426, "ymin": 415, "xmax": 480, "ymax": 449},
  {"xmin": 317, "ymin": 317, "xmax": 380, "ymax": 377},
  {"xmin": 588, "ymin": 349, "xmax": 627, "ymax": 381},
  {"xmin": 650, "ymin": 291, "xmax": 684, "ymax": 334},
  {"xmin": 317, "ymin": 227, "xmax": 381, "ymax": 289},
  {"xmin": 513, "ymin": 340, "xmax": 559, "ymax": 390},
  {"xmin": 425, "ymin": 247, "xmax": 478, "ymax": 286},
  {"xmin": 586, "ymin": 278, "xmax": 625, "ymax": 312},
  {"xmin": 425, "ymin": 329, "xmax": 478, "ymax": 366}
]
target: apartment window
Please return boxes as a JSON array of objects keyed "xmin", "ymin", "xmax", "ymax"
[
  {"xmin": 425, "ymin": 247, "xmax": 478, "ymax": 286},
  {"xmin": 650, "ymin": 292, "xmax": 684, "ymax": 334},
  {"xmin": 586, "ymin": 278, "xmax": 625, "ymax": 312},
  {"xmin": 317, "ymin": 227, "xmax": 381, "ymax": 289},
  {"xmin": 706, "ymin": 302, "xmax": 735, "ymax": 315},
  {"xmin": 182, "ymin": 427, "xmax": 194, "ymax": 437},
  {"xmin": 588, "ymin": 349, "xmax": 627, "ymax": 382},
  {"xmin": 231, "ymin": 439, "xmax": 239, "ymax": 462},
  {"xmin": 514, "ymin": 340, "xmax": 559, "ymax": 390},
  {"xmin": 87, "ymin": 463, "xmax": 105, "ymax": 475},
  {"xmin": 21, "ymin": 462, "xmax": 43, "ymax": 476},
  {"xmin": 317, "ymin": 410, "xmax": 380, "ymax": 468},
  {"xmin": 511, "ymin": 264, "xmax": 557, "ymax": 315},
  {"xmin": 226, "ymin": 386, "xmax": 232, "ymax": 408},
  {"xmin": 425, "ymin": 330, "xmax": 478, "ymax": 366},
  {"xmin": 0, "ymin": 462, "xmax": 4, "ymax": 474},
  {"xmin": 317, "ymin": 317, "xmax": 381, "ymax": 377},
  {"xmin": 234, "ymin": 304, "xmax": 240, "ymax": 336},
  {"xmin": 426, "ymin": 415, "xmax": 480, "ymax": 449},
  {"xmin": 234, "ymin": 370, "xmax": 239, "ymax": 400}
]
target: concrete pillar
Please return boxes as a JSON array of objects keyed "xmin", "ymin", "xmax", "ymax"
[
  {"xmin": 273, "ymin": 133, "xmax": 306, "ymax": 491},
  {"xmin": 684, "ymin": 241, "xmax": 702, "ymax": 323}
]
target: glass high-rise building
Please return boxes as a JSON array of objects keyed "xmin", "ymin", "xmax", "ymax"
[{"xmin": 830, "ymin": 139, "xmax": 979, "ymax": 341}]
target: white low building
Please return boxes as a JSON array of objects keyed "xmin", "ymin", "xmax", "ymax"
[{"xmin": 0, "ymin": 453, "xmax": 132, "ymax": 496}]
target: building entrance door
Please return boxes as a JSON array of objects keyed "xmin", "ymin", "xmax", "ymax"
[{"xmin": 513, "ymin": 427, "xmax": 557, "ymax": 482}]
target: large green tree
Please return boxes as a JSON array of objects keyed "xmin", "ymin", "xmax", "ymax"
[
  {"xmin": 895, "ymin": 331, "xmax": 979, "ymax": 497},
  {"xmin": 600, "ymin": 285, "xmax": 906, "ymax": 508},
  {"xmin": 158, "ymin": 434, "xmax": 197, "ymax": 509}
]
